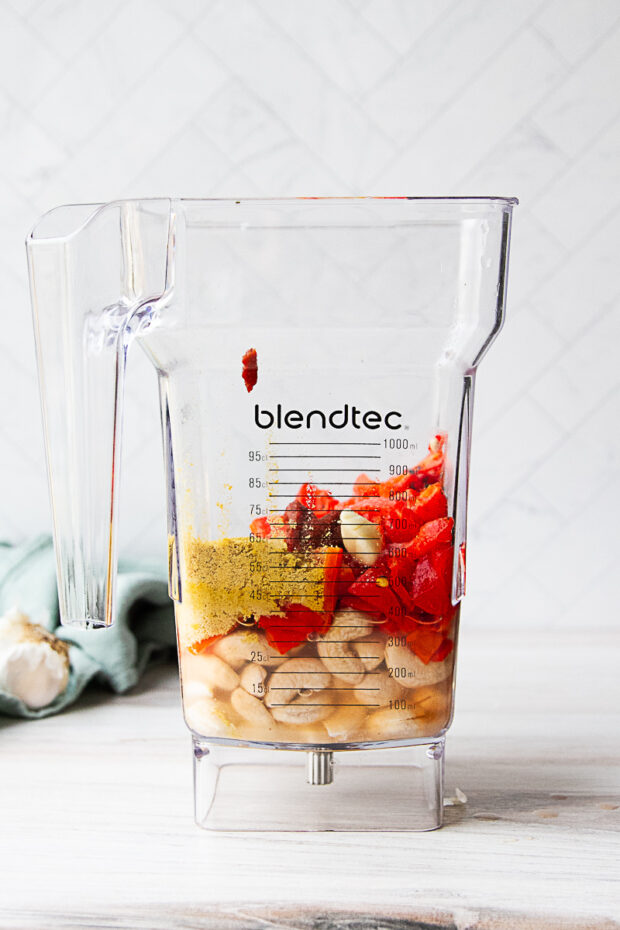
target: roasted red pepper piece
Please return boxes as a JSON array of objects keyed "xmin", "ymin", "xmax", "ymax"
[
  {"xmin": 407, "ymin": 628, "xmax": 446, "ymax": 664},
  {"xmin": 250, "ymin": 516, "xmax": 271, "ymax": 538},
  {"xmin": 346, "ymin": 564, "xmax": 404, "ymax": 619},
  {"xmin": 381, "ymin": 502, "xmax": 419, "ymax": 544},
  {"xmin": 338, "ymin": 594, "xmax": 385, "ymax": 620},
  {"xmin": 241, "ymin": 347, "xmax": 258, "ymax": 393},
  {"xmin": 409, "ymin": 483, "xmax": 448, "ymax": 525},
  {"xmin": 430, "ymin": 637, "xmax": 454, "ymax": 662},
  {"xmin": 384, "ymin": 551, "xmax": 413, "ymax": 595},
  {"xmin": 382, "ymin": 612, "xmax": 421, "ymax": 637},
  {"xmin": 334, "ymin": 562, "xmax": 356, "ymax": 598},
  {"xmin": 258, "ymin": 605, "xmax": 331, "ymax": 654},
  {"xmin": 411, "ymin": 545, "xmax": 454, "ymax": 616},
  {"xmin": 392, "ymin": 577, "xmax": 416, "ymax": 613},
  {"xmin": 340, "ymin": 495, "xmax": 391, "ymax": 523},
  {"xmin": 376, "ymin": 435, "xmax": 446, "ymax": 498},
  {"xmin": 321, "ymin": 548, "xmax": 344, "ymax": 616},
  {"xmin": 408, "ymin": 435, "xmax": 446, "ymax": 489},
  {"xmin": 403, "ymin": 516, "xmax": 453, "ymax": 560},
  {"xmin": 297, "ymin": 482, "xmax": 339, "ymax": 518},
  {"xmin": 258, "ymin": 548, "xmax": 342, "ymax": 653},
  {"xmin": 378, "ymin": 471, "xmax": 417, "ymax": 499},
  {"xmin": 188, "ymin": 634, "xmax": 223, "ymax": 655},
  {"xmin": 353, "ymin": 474, "xmax": 381, "ymax": 498}
]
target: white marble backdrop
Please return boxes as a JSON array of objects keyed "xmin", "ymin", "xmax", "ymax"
[{"xmin": 0, "ymin": 0, "xmax": 618, "ymax": 629}]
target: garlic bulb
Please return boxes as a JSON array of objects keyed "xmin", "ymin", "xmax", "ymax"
[{"xmin": 0, "ymin": 608, "xmax": 70, "ymax": 709}]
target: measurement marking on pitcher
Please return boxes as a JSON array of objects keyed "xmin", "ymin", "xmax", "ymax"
[
  {"xmin": 269, "ymin": 442, "xmax": 382, "ymax": 445},
  {"xmin": 269, "ymin": 703, "xmax": 380, "ymax": 708},
  {"xmin": 270, "ymin": 669, "xmax": 383, "ymax": 674},
  {"xmin": 268, "ymin": 455, "xmax": 381, "ymax": 459}
]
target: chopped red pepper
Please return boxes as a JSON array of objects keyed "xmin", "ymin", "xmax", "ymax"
[
  {"xmin": 297, "ymin": 482, "xmax": 338, "ymax": 518},
  {"xmin": 406, "ymin": 628, "xmax": 454, "ymax": 664},
  {"xmin": 346, "ymin": 564, "xmax": 404, "ymax": 619},
  {"xmin": 382, "ymin": 612, "xmax": 421, "ymax": 637},
  {"xmin": 334, "ymin": 562, "xmax": 356, "ymax": 597},
  {"xmin": 407, "ymin": 627, "xmax": 446, "ymax": 664},
  {"xmin": 402, "ymin": 516, "xmax": 453, "ymax": 560},
  {"xmin": 378, "ymin": 471, "xmax": 417, "ymax": 499},
  {"xmin": 409, "ymin": 483, "xmax": 448, "ymax": 525},
  {"xmin": 241, "ymin": 347, "xmax": 258, "ymax": 393},
  {"xmin": 258, "ymin": 605, "xmax": 331, "ymax": 655},
  {"xmin": 430, "ymin": 637, "xmax": 454, "ymax": 662},
  {"xmin": 392, "ymin": 577, "xmax": 416, "ymax": 613},
  {"xmin": 408, "ymin": 434, "xmax": 446, "ymax": 489},
  {"xmin": 321, "ymin": 548, "xmax": 344, "ymax": 616},
  {"xmin": 381, "ymin": 501, "xmax": 419, "ymax": 544},
  {"xmin": 188, "ymin": 634, "xmax": 223, "ymax": 655},
  {"xmin": 250, "ymin": 516, "xmax": 271, "ymax": 538},
  {"xmin": 376, "ymin": 436, "xmax": 447, "ymax": 498},
  {"xmin": 340, "ymin": 495, "xmax": 391, "ymax": 523},
  {"xmin": 353, "ymin": 474, "xmax": 381, "ymax": 498},
  {"xmin": 411, "ymin": 545, "xmax": 454, "ymax": 616}
]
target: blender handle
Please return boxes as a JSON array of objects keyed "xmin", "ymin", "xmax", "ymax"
[
  {"xmin": 27, "ymin": 200, "xmax": 172, "ymax": 627},
  {"xmin": 452, "ymin": 374, "xmax": 474, "ymax": 604}
]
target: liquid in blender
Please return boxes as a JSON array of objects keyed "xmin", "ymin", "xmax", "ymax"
[{"xmin": 178, "ymin": 433, "xmax": 457, "ymax": 746}]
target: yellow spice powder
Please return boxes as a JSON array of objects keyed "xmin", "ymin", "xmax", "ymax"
[{"xmin": 178, "ymin": 536, "xmax": 337, "ymax": 647}]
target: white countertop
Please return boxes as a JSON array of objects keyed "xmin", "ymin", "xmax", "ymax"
[{"xmin": 1, "ymin": 629, "xmax": 619, "ymax": 929}]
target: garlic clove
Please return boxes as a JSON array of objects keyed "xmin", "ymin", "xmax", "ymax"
[
  {"xmin": 0, "ymin": 610, "xmax": 70, "ymax": 709},
  {"xmin": 339, "ymin": 509, "xmax": 382, "ymax": 566}
]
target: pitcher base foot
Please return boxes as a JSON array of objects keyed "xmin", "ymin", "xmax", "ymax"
[{"xmin": 193, "ymin": 738, "xmax": 445, "ymax": 831}]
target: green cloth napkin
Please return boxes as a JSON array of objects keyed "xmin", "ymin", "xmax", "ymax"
[{"xmin": 0, "ymin": 536, "xmax": 176, "ymax": 719}]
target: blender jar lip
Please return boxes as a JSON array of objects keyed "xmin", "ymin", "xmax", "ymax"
[
  {"xmin": 186, "ymin": 194, "xmax": 519, "ymax": 205},
  {"xmin": 176, "ymin": 195, "xmax": 519, "ymax": 204},
  {"xmin": 27, "ymin": 195, "xmax": 518, "ymax": 244}
]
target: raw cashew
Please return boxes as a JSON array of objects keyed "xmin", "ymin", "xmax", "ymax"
[
  {"xmin": 384, "ymin": 642, "xmax": 451, "ymax": 688},
  {"xmin": 182, "ymin": 679, "xmax": 214, "ymax": 703},
  {"xmin": 363, "ymin": 704, "xmax": 428, "ymax": 740},
  {"xmin": 264, "ymin": 657, "xmax": 333, "ymax": 724},
  {"xmin": 212, "ymin": 630, "xmax": 283, "ymax": 669},
  {"xmin": 354, "ymin": 669, "xmax": 404, "ymax": 707},
  {"xmin": 316, "ymin": 609, "xmax": 375, "ymax": 684},
  {"xmin": 352, "ymin": 634, "xmax": 385, "ymax": 670},
  {"xmin": 239, "ymin": 663, "xmax": 267, "ymax": 698},
  {"xmin": 231, "ymin": 687, "xmax": 275, "ymax": 727},
  {"xmin": 323, "ymin": 703, "xmax": 368, "ymax": 741},
  {"xmin": 339, "ymin": 509, "xmax": 382, "ymax": 566},
  {"xmin": 184, "ymin": 695, "xmax": 237, "ymax": 738},
  {"xmin": 275, "ymin": 720, "xmax": 331, "ymax": 743},
  {"xmin": 264, "ymin": 657, "xmax": 331, "ymax": 707},
  {"xmin": 412, "ymin": 684, "xmax": 451, "ymax": 728},
  {"xmin": 195, "ymin": 654, "xmax": 240, "ymax": 692},
  {"xmin": 270, "ymin": 692, "xmax": 334, "ymax": 725}
]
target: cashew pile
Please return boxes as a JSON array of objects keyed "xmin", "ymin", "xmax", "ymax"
[{"xmin": 181, "ymin": 609, "xmax": 455, "ymax": 743}]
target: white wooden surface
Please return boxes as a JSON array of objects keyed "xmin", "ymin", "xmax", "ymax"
[{"xmin": 1, "ymin": 629, "xmax": 619, "ymax": 930}]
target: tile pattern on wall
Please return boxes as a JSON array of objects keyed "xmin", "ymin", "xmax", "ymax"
[{"xmin": 0, "ymin": 0, "xmax": 618, "ymax": 628}]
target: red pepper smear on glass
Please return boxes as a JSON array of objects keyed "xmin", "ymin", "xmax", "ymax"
[{"xmin": 242, "ymin": 347, "xmax": 258, "ymax": 392}]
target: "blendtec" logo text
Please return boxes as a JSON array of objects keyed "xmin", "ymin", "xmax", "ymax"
[{"xmin": 254, "ymin": 404, "xmax": 402, "ymax": 430}]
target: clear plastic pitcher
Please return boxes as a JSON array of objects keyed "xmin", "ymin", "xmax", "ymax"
[{"xmin": 27, "ymin": 197, "xmax": 516, "ymax": 830}]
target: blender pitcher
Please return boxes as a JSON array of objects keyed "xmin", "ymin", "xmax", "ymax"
[{"xmin": 27, "ymin": 197, "xmax": 516, "ymax": 831}]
